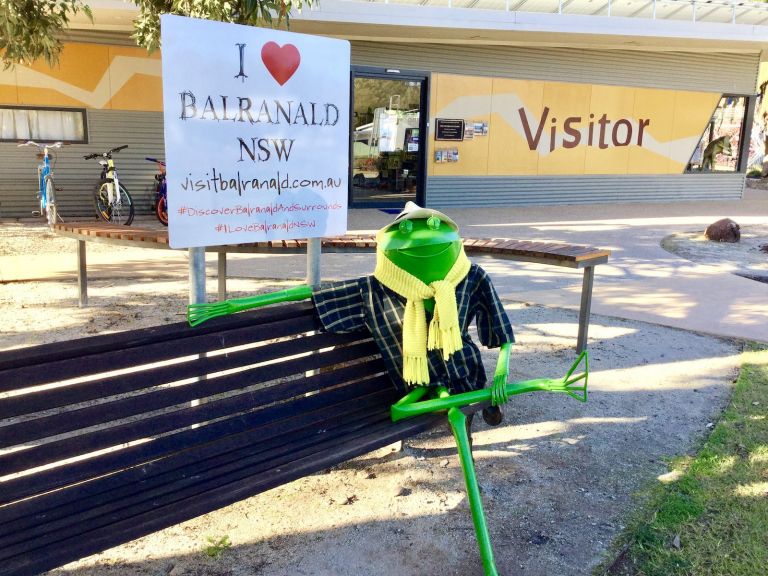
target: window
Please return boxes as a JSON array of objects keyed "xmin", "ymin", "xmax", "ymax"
[
  {"xmin": 686, "ymin": 96, "xmax": 747, "ymax": 173},
  {"xmin": 0, "ymin": 106, "xmax": 87, "ymax": 143}
]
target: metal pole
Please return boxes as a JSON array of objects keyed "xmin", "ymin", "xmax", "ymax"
[
  {"xmin": 653, "ymin": 0, "xmax": 657, "ymax": 19},
  {"xmin": 77, "ymin": 239, "xmax": 87, "ymax": 308},
  {"xmin": 607, "ymin": 0, "xmax": 612, "ymax": 16},
  {"xmin": 306, "ymin": 237, "xmax": 321, "ymax": 286},
  {"xmin": 188, "ymin": 247, "xmax": 206, "ymax": 304},
  {"xmin": 218, "ymin": 251, "xmax": 227, "ymax": 301}
]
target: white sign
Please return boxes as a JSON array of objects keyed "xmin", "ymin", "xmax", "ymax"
[{"xmin": 161, "ymin": 15, "xmax": 350, "ymax": 248}]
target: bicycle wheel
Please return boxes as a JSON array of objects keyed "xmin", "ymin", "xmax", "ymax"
[
  {"xmin": 156, "ymin": 195, "xmax": 168, "ymax": 226},
  {"xmin": 94, "ymin": 180, "xmax": 135, "ymax": 226},
  {"xmin": 43, "ymin": 176, "xmax": 58, "ymax": 227}
]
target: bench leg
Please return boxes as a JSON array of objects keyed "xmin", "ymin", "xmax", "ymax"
[
  {"xmin": 77, "ymin": 239, "xmax": 88, "ymax": 308},
  {"xmin": 576, "ymin": 265, "xmax": 595, "ymax": 354},
  {"xmin": 218, "ymin": 252, "xmax": 227, "ymax": 301}
]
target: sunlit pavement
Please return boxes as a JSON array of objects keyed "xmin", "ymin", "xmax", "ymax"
[{"xmin": 1, "ymin": 188, "xmax": 766, "ymax": 343}]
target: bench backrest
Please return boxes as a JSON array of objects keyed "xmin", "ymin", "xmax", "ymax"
[{"xmin": 0, "ymin": 302, "xmax": 439, "ymax": 576}]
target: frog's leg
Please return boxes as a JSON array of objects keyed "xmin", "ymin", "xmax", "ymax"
[
  {"xmin": 440, "ymin": 387, "xmax": 499, "ymax": 576},
  {"xmin": 394, "ymin": 385, "xmax": 497, "ymax": 576}
]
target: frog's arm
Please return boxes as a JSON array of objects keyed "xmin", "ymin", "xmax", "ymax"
[
  {"xmin": 490, "ymin": 342, "xmax": 512, "ymax": 407},
  {"xmin": 187, "ymin": 285, "xmax": 313, "ymax": 327}
]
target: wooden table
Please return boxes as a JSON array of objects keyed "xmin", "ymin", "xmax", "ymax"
[{"xmin": 53, "ymin": 223, "xmax": 610, "ymax": 352}]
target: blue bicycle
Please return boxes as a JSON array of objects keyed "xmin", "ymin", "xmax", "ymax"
[{"xmin": 18, "ymin": 140, "xmax": 63, "ymax": 227}]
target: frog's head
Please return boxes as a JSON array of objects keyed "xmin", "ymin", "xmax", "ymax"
[{"xmin": 376, "ymin": 202, "xmax": 463, "ymax": 284}]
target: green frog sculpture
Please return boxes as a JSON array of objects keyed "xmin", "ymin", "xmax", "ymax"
[{"xmin": 187, "ymin": 203, "xmax": 588, "ymax": 576}]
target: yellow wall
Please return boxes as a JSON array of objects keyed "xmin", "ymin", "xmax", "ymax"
[
  {"xmin": 429, "ymin": 73, "xmax": 720, "ymax": 176},
  {"xmin": 0, "ymin": 43, "xmax": 162, "ymax": 112}
]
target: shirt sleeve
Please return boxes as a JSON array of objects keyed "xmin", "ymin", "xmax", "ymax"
[
  {"xmin": 473, "ymin": 267, "xmax": 515, "ymax": 348},
  {"xmin": 312, "ymin": 279, "xmax": 367, "ymax": 333}
]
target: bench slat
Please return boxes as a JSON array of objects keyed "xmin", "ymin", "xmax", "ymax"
[
  {"xmin": 0, "ymin": 341, "xmax": 387, "ymax": 477},
  {"xmin": 0, "ymin": 310, "xmax": 321, "ymax": 394},
  {"xmin": 0, "ymin": 387, "xmax": 402, "ymax": 556},
  {"xmin": 1, "ymin": 392, "xmax": 408, "ymax": 553},
  {"xmin": 0, "ymin": 343, "xmax": 384, "ymax": 447},
  {"xmin": 0, "ymin": 390, "xmax": 401, "ymax": 536},
  {"xmin": 0, "ymin": 408, "xmax": 442, "ymax": 576},
  {"xmin": 0, "ymin": 325, "xmax": 375, "ymax": 422},
  {"xmin": 0, "ymin": 302, "xmax": 317, "ymax": 374}
]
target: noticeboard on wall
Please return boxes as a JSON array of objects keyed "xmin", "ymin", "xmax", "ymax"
[{"xmin": 435, "ymin": 119, "xmax": 465, "ymax": 141}]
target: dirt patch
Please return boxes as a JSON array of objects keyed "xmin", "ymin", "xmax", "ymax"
[
  {"xmin": 0, "ymin": 222, "xmax": 742, "ymax": 576},
  {"xmin": 661, "ymin": 224, "xmax": 768, "ymax": 284}
]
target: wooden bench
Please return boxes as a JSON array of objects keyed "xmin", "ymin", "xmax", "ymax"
[
  {"xmin": 0, "ymin": 301, "xmax": 490, "ymax": 576},
  {"xmin": 53, "ymin": 223, "xmax": 610, "ymax": 352}
]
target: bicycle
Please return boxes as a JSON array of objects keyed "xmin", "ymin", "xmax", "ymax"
[
  {"xmin": 18, "ymin": 140, "xmax": 63, "ymax": 227},
  {"xmin": 146, "ymin": 157, "xmax": 167, "ymax": 226},
  {"xmin": 84, "ymin": 144, "xmax": 135, "ymax": 226}
]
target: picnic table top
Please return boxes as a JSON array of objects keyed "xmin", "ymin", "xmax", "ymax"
[{"xmin": 53, "ymin": 222, "xmax": 611, "ymax": 268}]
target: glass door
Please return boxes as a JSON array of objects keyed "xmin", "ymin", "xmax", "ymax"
[{"xmin": 350, "ymin": 70, "xmax": 428, "ymax": 208}]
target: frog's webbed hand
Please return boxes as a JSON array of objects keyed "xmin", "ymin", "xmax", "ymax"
[
  {"xmin": 490, "ymin": 342, "xmax": 512, "ymax": 407},
  {"xmin": 187, "ymin": 285, "xmax": 313, "ymax": 326}
]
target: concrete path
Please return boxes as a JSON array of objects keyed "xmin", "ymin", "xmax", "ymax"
[{"xmin": 1, "ymin": 187, "xmax": 767, "ymax": 343}]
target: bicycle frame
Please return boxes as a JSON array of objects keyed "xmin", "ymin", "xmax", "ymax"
[
  {"xmin": 85, "ymin": 144, "xmax": 134, "ymax": 226},
  {"xmin": 18, "ymin": 140, "xmax": 62, "ymax": 223},
  {"xmin": 38, "ymin": 151, "xmax": 51, "ymax": 210},
  {"xmin": 100, "ymin": 156, "xmax": 121, "ymax": 206}
]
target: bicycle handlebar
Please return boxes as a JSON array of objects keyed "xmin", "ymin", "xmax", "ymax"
[
  {"xmin": 17, "ymin": 141, "xmax": 63, "ymax": 149},
  {"xmin": 145, "ymin": 157, "xmax": 166, "ymax": 166},
  {"xmin": 83, "ymin": 144, "xmax": 129, "ymax": 160}
]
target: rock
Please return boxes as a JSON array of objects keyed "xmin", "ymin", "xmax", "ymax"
[
  {"xmin": 705, "ymin": 218, "xmax": 740, "ymax": 243},
  {"xmin": 760, "ymin": 244, "xmax": 768, "ymax": 254}
]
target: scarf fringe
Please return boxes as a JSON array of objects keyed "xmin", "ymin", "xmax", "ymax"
[
  {"xmin": 429, "ymin": 324, "xmax": 463, "ymax": 360},
  {"xmin": 403, "ymin": 355, "xmax": 430, "ymax": 386}
]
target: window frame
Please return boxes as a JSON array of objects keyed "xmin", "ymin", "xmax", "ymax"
[
  {"xmin": 686, "ymin": 93, "xmax": 753, "ymax": 174},
  {"xmin": 0, "ymin": 104, "xmax": 89, "ymax": 144}
]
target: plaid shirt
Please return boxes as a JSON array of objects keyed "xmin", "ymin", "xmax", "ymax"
[{"xmin": 312, "ymin": 264, "xmax": 514, "ymax": 394}]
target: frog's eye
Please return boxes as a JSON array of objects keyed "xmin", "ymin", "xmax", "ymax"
[
  {"xmin": 427, "ymin": 216, "xmax": 441, "ymax": 230},
  {"xmin": 398, "ymin": 220, "xmax": 413, "ymax": 234}
]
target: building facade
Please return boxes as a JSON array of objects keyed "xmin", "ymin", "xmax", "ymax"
[{"xmin": 1, "ymin": 0, "xmax": 766, "ymax": 217}]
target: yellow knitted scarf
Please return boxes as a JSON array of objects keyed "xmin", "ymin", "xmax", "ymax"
[{"xmin": 373, "ymin": 247, "xmax": 471, "ymax": 386}]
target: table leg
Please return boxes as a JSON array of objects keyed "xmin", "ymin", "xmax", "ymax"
[
  {"xmin": 576, "ymin": 265, "xmax": 594, "ymax": 353},
  {"xmin": 77, "ymin": 239, "xmax": 88, "ymax": 308}
]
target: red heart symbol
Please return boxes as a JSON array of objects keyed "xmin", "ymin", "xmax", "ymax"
[{"xmin": 261, "ymin": 42, "xmax": 300, "ymax": 86}]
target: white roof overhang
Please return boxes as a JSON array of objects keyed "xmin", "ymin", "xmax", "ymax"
[{"xmin": 71, "ymin": 0, "xmax": 768, "ymax": 54}]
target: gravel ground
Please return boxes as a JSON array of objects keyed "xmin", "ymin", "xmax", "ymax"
[{"xmin": 0, "ymin": 221, "xmax": 744, "ymax": 576}]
